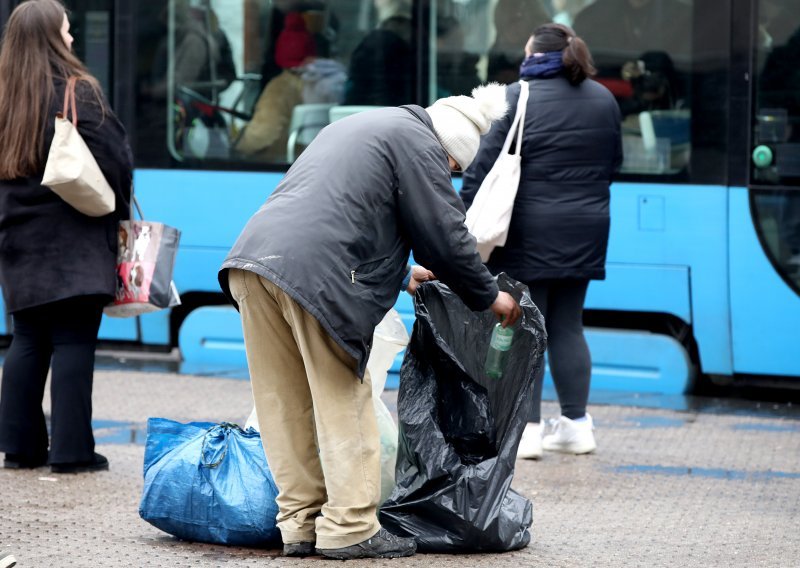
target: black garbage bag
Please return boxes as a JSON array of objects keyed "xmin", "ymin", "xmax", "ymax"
[{"xmin": 379, "ymin": 273, "xmax": 546, "ymax": 553}]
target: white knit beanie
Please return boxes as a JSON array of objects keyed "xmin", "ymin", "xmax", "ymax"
[{"xmin": 426, "ymin": 83, "xmax": 508, "ymax": 170}]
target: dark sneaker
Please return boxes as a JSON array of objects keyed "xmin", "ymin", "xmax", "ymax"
[
  {"xmin": 51, "ymin": 452, "xmax": 109, "ymax": 474},
  {"xmin": 0, "ymin": 550, "xmax": 17, "ymax": 568},
  {"xmin": 316, "ymin": 527, "xmax": 416, "ymax": 560},
  {"xmin": 3, "ymin": 453, "xmax": 48, "ymax": 469},
  {"xmin": 283, "ymin": 541, "xmax": 315, "ymax": 557}
]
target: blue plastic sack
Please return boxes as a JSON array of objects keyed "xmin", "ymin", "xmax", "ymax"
[{"xmin": 139, "ymin": 418, "xmax": 281, "ymax": 546}]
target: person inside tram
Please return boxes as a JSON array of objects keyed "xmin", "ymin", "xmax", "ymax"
[
  {"xmin": 572, "ymin": 0, "xmax": 691, "ymax": 57},
  {"xmin": 234, "ymin": 11, "xmax": 346, "ymax": 163},
  {"xmin": 259, "ymin": 1, "xmax": 340, "ymax": 91},
  {"xmin": 571, "ymin": 0, "xmax": 690, "ymax": 104},
  {"xmin": 141, "ymin": 0, "xmax": 237, "ymax": 160},
  {"xmin": 435, "ymin": 15, "xmax": 480, "ymax": 98},
  {"xmin": 148, "ymin": 0, "xmax": 236, "ymax": 102},
  {"xmin": 344, "ymin": 0, "xmax": 414, "ymax": 106},
  {"xmin": 618, "ymin": 50, "xmax": 683, "ymax": 117},
  {"xmin": 485, "ymin": 0, "xmax": 550, "ymax": 85}
]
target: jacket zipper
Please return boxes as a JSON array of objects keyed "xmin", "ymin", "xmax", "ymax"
[{"xmin": 351, "ymin": 270, "xmax": 356, "ymax": 283}]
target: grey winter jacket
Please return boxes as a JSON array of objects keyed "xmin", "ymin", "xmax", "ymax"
[{"xmin": 219, "ymin": 105, "xmax": 498, "ymax": 377}]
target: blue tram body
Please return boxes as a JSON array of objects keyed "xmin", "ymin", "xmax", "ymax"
[{"xmin": 1, "ymin": 0, "xmax": 798, "ymax": 393}]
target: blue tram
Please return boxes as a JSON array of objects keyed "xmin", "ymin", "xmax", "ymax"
[{"xmin": 1, "ymin": 0, "xmax": 798, "ymax": 393}]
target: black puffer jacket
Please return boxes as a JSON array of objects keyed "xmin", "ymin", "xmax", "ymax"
[
  {"xmin": 0, "ymin": 78, "xmax": 133, "ymax": 313},
  {"xmin": 220, "ymin": 106, "xmax": 498, "ymax": 378},
  {"xmin": 461, "ymin": 76, "xmax": 622, "ymax": 282}
]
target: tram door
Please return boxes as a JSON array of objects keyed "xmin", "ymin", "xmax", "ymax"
[{"xmin": 729, "ymin": 0, "xmax": 800, "ymax": 380}]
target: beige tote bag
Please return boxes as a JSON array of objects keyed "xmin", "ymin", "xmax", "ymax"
[{"xmin": 42, "ymin": 77, "xmax": 115, "ymax": 217}]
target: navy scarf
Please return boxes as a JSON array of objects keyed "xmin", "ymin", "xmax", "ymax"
[{"xmin": 519, "ymin": 51, "xmax": 564, "ymax": 79}]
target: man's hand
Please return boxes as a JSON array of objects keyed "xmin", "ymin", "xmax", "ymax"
[
  {"xmin": 490, "ymin": 291, "xmax": 521, "ymax": 327},
  {"xmin": 406, "ymin": 265, "xmax": 436, "ymax": 295}
]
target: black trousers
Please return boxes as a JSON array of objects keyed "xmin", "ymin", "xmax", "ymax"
[
  {"xmin": 527, "ymin": 279, "xmax": 591, "ymax": 423},
  {"xmin": 0, "ymin": 295, "xmax": 105, "ymax": 464}
]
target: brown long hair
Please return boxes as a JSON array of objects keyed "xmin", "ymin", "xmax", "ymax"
[
  {"xmin": 0, "ymin": 0, "xmax": 103, "ymax": 179},
  {"xmin": 531, "ymin": 23, "xmax": 596, "ymax": 86}
]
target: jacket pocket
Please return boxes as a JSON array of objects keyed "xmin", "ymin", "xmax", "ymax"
[{"xmin": 350, "ymin": 256, "xmax": 394, "ymax": 285}]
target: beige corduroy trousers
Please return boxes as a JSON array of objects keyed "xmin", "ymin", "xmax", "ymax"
[{"xmin": 227, "ymin": 268, "xmax": 381, "ymax": 549}]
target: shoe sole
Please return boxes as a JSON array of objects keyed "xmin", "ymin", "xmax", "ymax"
[
  {"xmin": 517, "ymin": 450, "xmax": 543, "ymax": 460},
  {"xmin": 317, "ymin": 550, "xmax": 414, "ymax": 560},
  {"xmin": 283, "ymin": 543, "xmax": 315, "ymax": 557},
  {"xmin": 4, "ymin": 461, "xmax": 42, "ymax": 470},
  {"xmin": 284, "ymin": 550, "xmax": 314, "ymax": 557},
  {"xmin": 51, "ymin": 463, "xmax": 109, "ymax": 474},
  {"xmin": 0, "ymin": 556, "xmax": 17, "ymax": 568},
  {"xmin": 4, "ymin": 459, "xmax": 48, "ymax": 469},
  {"xmin": 317, "ymin": 548, "xmax": 415, "ymax": 560},
  {"xmin": 542, "ymin": 440, "xmax": 597, "ymax": 454}
]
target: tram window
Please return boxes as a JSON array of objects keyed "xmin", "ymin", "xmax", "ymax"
[
  {"xmin": 752, "ymin": 1, "xmax": 800, "ymax": 184},
  {"xmin": 572, "ymin": 0, "xmax": 693, "ymax": 176},
  {"xmin": 749, "ymin": 1, "xmax": 800, "ymax": 295},
  {"xmin": 134, "ymin": 0, "xmax": 422, "ymax": 169},
  {"xmin": 753, "ymin": 191, "xmax": 800, "ymax": 294},
  {"xmin": 132, "ymin": 0, "xmax": 733, "ymax": 179}
]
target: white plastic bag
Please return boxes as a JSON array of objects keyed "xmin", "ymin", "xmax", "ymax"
[
  {"xmin": 465, "ymin": 80, "xmax": 530, "ymax": 261},
  {"xmin": 368, "ymin": 309, "xmax": 409, "ymax": 503}
]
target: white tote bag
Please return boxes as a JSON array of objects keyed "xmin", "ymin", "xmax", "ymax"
[
  {"xmin": 42, "ymin": 77, "xmax": 116, "ymax": 217},
  {"xmin": 465, "ymin": 80, "xmax": 529, "ymax": 262}
]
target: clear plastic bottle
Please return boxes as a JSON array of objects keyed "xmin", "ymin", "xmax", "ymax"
[{"xmin": 485, "ymin": 321, "xmax": 514, "ymax": 379}]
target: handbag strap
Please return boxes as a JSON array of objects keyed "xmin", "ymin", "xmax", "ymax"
[
  {"xmin": 130, "ymin": 191, "xmax": 144, "ymax": 220},
  {"xmin": 62, "ymin": 77, "xmax": 78, "ymax": 126},
  {"xmin": 498, "ymin": 80, "xmax": 530, "ymax": 157}
]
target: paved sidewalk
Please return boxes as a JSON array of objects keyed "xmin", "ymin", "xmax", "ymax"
[{"xmin": 1, "ymin": 370, "xmax": 799, "ymax": 567}]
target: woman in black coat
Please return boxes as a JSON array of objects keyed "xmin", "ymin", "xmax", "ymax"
[
  {"xmin": 462, "ymin": 23, "xmax": 622, "ymax": 459},
  {"xmin": 0, "ymin": 0, "xmax": 133, "ymax": 473}
]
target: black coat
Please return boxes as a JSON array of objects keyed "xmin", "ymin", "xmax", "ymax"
[
  {"xmin": 0, "ymin": 78, "xmax": 133, "ymax": 313},
  {"xmin": 461, "ymin": 76, "xmax": 622, "ymax": 282},
  {"xmin": 220, "ymin": 106, "xmax": 498, "ymax": 378}
]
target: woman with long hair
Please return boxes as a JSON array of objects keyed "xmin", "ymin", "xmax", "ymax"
[
  {"xmin": 0, "ymin": 0, "xmax": 133, "ymax": 473},
  {"xmin": 462, "ymin": 23, "xmax": 623, "ymax": 459}
]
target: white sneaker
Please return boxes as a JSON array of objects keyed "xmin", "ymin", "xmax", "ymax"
[
  {"xmin": 0, "ymin": 550, "xmax": 16, "ymax": 568},
  {"xmin": 542, "ymin": 414, "xmax": 597, "ymax": 454},
  {"xmin": 516, "ymin": 421, "xmax": 543, "ymax": 460}
]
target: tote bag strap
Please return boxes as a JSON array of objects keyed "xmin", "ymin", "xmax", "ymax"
[
  {"xmin": 498, "ymin": 80, "xmax": 530, "ymax": 156},
  {"xmin": 61, "ymin": 76, "xmax": 79, "ymax": 126},
  {"xmin": 512, "ymin": 80, "xmax": 529, "ymax": 157}
]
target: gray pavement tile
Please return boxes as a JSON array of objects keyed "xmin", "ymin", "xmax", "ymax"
[{"xmin": 1, "ymin": 370, "xmax": 799, "ymax": 567}]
